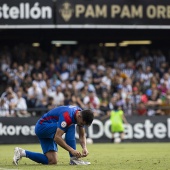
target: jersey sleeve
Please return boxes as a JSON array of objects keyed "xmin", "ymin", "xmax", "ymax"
[{"xmin": 58, "ymin": 111, "xmax": 73, "ymax": 131}]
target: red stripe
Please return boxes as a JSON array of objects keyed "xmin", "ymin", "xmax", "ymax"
[
  {"xmin": 40, "ymin": 116, "xmax": 59, "ymax": 124},
  {"xmin": 63, "ymin": 111, "xmax": 72, "ymax": 126}
]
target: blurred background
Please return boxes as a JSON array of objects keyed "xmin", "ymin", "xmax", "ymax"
[{"xmin": 0, "ymin": 0, "xmax": 170, "ymax": 144}]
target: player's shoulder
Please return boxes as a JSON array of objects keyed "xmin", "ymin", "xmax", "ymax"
[
  {"xmin": 119, "ymin": 109, "xmax": 124, "ymax": 114},
  {"xmin": 67, "ymin": 105, "xmax": 82, "ymax": 111}
]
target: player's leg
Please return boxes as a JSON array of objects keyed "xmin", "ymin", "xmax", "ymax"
[
  {"xmin": 13, "ymin": 146, "xmax": 49, "ymax": 165},
  {"xmin": 111, "ymin": 132, "xmax": 115, "ymax": 143},
  {"xmin": 39, "ymin": 137, "xmax": 58, "ymax": 164},
  {"xmin": 45, "ymin": 151, "xmax": 58, "ymax": 164},
  {"xmin": 13, "ymin": 122, "xmax": 58, "ymax": 165},
  {"xmin": 65, "ymin": 125, "xmax": 90, "ymax": 165},
  {"xmin": 111, "ymin": 123, "xmax": 115, "ymax": 143},
  {"xmin": 120, "ymin": 131, "xmax": 124, "ymax": 141},
  {"xmin": 13, "ymin": 138, "xmax": 58, "ymax": 165},
  {"xmin": 119, "ymin": 123, "xmax": 125, "ymax": 142},
  {"xmin": 27, "ymin": 122, "xmax": 58, "ymax": 164},
  {"xmin": 65, "ymin": 124, "xmax": 76, "ymax": 157}
]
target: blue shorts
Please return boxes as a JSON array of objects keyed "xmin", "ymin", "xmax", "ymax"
[{"xmin": 35, "ymin": 122, "xmax": 76, "ymax": 154}]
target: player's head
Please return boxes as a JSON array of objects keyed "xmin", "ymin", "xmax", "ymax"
[
  {"xmin": 77, "ymin": 109, "xmax": 94, "ymax": 127},
  {"xmin": 114, "ymin": 105, "xmax": 119, "ymax": 111}
]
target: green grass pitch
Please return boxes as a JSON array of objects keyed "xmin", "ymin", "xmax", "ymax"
[{"xmin": 0, "ymin": 143, "xmax": 170, "ymax": 170}]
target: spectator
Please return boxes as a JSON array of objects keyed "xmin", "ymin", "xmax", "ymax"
[
  {"xmin": 77, "ymin": 54, "xmax": 86, "ymax": 76},
  {"xmin": 113, "ymin": 93, "xmax": 124, "ymax": 108},
  {"xmin": 140, "ymin": 65, "xmax": 153, "ymax": 91},
  {"xmin": 23, "ymin": 62, "xmax": 33, "ymax": 76},
  {"xmin": 66, "ymin": 56, "xmax": 77, "ymax": 74},
  {"xmin": 31, "ymin": 60, "xmax": 42, "ymax": 80},
  {"xmin": 153, "ymin": 50, "xmax": 166, "ymax": 70},
  {"xmin": 137, "ymin": 102, "xmax": 147, "ymax": 116},
  {"xmin": 35, "ymin": 87, "xmax": 48, "ymax": 109},
  {"xmin": 84, "ymin": 77, "xmax": 96, "ymax": 93},
  {"xmin": 15, "ymin": 90, "xmax": 31, "ymax": 117},
  {"xmin": 46, "ymin": 79, "xmax": 55, "ymax": 96},
  {"xmin": 59, "ymin": 49, "xmax": 68, "ymax": 64},
  {"xmin": 45, "ymin": 63, "xmax": 57, "ymax": 79},
  {"xmin": 122, "ymin": 61, "xmax": 134, "ymax": 78},
  {"xmin": 61, "ymin": 79, "xmax": 72, "ymax": 91},
  {"xmin": 154, "ymin": 90, "xmax": 170, "ymax": 116},
  {"xmin": 46, "ymin": 96, "xmax": 56, "ymax": 111},
  {"xmin": 63, "ymin": 90, "xmax": 72, "ymax": 105},
  {"xmin": 1, "ymin": 86, "xmax": 17, "ymax": 99},
  {"xmin": 131, "ymin": 87, "xmax": 141, "ymax": 114},
  {"xmin": 83, "ymin": 64, "xmax": 96, "ymax": 81},
  {"xmin": 157, "ymin": 62, "xmax": 168, "ymax": 78},
  {"xmin": 58, "ymin": 63, "xmax": 70, "ymax": 81},
  {"xmin": 70, "ymin": 95, "xmax": 79, "ymax": 106},
  {"xmin": 99, "ymin": 90, "xmax": 110, "ymax": 114},
  {"xmin": 160, "ymin": 73, "xmax": 170, "ymax": 90},
  {"xmin": 73, "ymin": 74, "xmax": 84, "ymax": 91},
  {"xmin": 93, "ymin": 65, "xmax": 105, "ymax": 93},
  {"xmin": 77, "ymin": 86, "xmax": 88, "ymax": 104},
  {"xmin": 21, "ymin": 74, "xmax": 32, "ymax": 89},
  {"xmin": 4, "ymin": 91, "xmax": 18, "ymax": 116},
  {"xmin": 4, "ymin": 62, "xmax": 18, "ymax": 84},
  {"xmin": 101, "ymin": 69, "xmax": 112, "ymax": 91},
  {"xmin": 0, "ymin": 98, "xmax": 9, "ymax": 117},
  {"xmin": 33, "ymin": 73, "xmax": 47, "ymax": 89},
  {"xmin": 27, "ymin": 82, "xmax": 42, "ymax": 108},
  {"xmin": 147, "ymin": 89, "xmax": 160, "ymax": 116},
  {"xmin": 83, "ymin": 90, "xmax": 101, "ymax": 117},
  {"xmin": 15, "ymin": 65, "xmax": 25, "ymax": 85},
  {"xmin": 49, "ymin": 85, "xmax": 64, "ymax": 106},
  {"xmin": 122, "ymin": 96, "xmax": 133, "ymax": 116},
  {"xmin": 108, "ymin": 96, "xmax": 117, "ymax": 111}
]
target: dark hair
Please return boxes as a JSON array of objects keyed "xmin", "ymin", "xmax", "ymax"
[
  {"xmin": 114, "ymin": 105, "xmax": 119, "ymax": 111},
  {"xmin": 81, "ymin": 109, "xmax": 94, "ymax": 126}
]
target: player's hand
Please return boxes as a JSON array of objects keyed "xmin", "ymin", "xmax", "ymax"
[
  {"xmin": 70, "ymin": 149, "xmax": 82, "ymax": 158},
  {"xmin": 81, "ymin": 148, "xmax": 89, "ymax": 157}
]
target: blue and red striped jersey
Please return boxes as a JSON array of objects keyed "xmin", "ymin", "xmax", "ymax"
[{"xmin": 38, "ymin": 105, "xmax": 82, "ymax": 131}]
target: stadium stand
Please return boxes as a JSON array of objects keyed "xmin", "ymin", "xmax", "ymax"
[{"xmin": 0, "ymin": 44, "xmax": 170, "ymax": 117}]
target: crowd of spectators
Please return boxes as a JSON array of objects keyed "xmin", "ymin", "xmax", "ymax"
[{"xmin": 0, "ymin": 44, "xmax": 170, "ymax": 117}]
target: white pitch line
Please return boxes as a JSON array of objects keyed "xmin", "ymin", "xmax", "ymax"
[{"xmin": 0, "ymin": 168, "xmax": 20, "ymax": 170}]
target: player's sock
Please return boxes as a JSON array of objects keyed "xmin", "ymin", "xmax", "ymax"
[
  {"xmin": 66, "ymin": 139, "xmax": 76, "ymax": 157},
  {"xmin": 25, "ymin": 150, "xmax": 48, "ymax": 164},
  {"xmin": 20, "ymin": 149, "xmax": 26, "ymax": 157},
  {"xmin": 111, "ymin": 138, "xmax": 114, "ymax": 143}
]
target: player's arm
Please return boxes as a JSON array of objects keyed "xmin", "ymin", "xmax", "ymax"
[
  {"xmin": 122, "ymin": 114, "xmax": 128, "ymax": 124},
  {"xmin": 78, "ymin": 125, "xmax": 89, "ymax": 157},
  {"xmin": 54, "ymin": 128, "xmax": 81, "ymax": 158}
]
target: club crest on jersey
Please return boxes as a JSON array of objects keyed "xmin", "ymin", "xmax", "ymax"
[{"xmin": 61, "ymin": 121, "xmax": 67, "ymax": 128}]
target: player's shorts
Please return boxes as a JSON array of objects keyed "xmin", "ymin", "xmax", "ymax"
[
  {"xmin": 35, "ymin": 122, "xmax": 76, "ymax": 154},
  {"xmin": 111, "ymin": 123, "xmax": 124, "ymax": 133},
  {"xmin": 35, "ymin": 122, "xmax": 58, "ymax": 154}
]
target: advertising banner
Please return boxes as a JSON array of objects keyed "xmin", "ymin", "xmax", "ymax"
[
  {"xmin": 0, "ymin": 116, "xmax": 170, "ymax": 144},
  {"xmin": 0, "ymin": 117, "xmax": 39, "ymax": 144},
  {"xmin": 0, "ymin": 0, "xmax": 54, "ymax": 28},
  {"xmin": 56, "ymin": 0, "xmax": 170, "ymax": 29},
  {"xmin": 1, "ymin": 0, "xmax": 170, "ymax": 29},
  {"xmin": 90, "ymin": 116, "xmax": 170, "ymax": 143}
]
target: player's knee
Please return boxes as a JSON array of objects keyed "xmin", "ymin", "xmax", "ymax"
[
  {"xmin": 45, "ymin": 151, "xmax": 58, "ymax": 165},
  {"xmin": 48, "ymin": 159, "xmax": 57, "ymax": 165}
]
